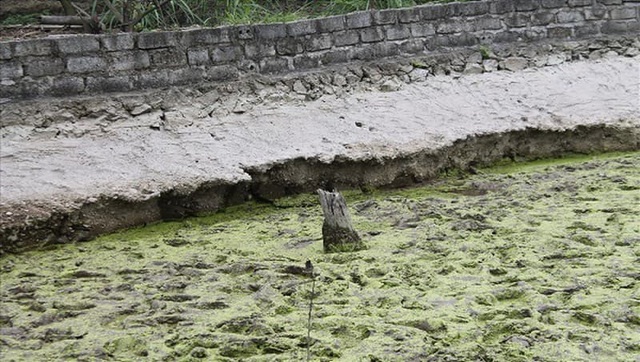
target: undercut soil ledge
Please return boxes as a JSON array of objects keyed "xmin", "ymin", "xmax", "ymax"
[{"xmin": 1, "ymin": 124, "xmax": 638, "ymax": 255}]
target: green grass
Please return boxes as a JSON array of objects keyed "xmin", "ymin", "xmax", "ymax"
[
  {"xmin": 1, "ymin": 0, "xmax": 467, "ymax": 30},
  {"xmin": 211, "ymin": 0, "xmax": 466, "ymax": 26},
  {"xmin": 0, "ymin": 13, "xmax": 42, "ymax": 26}
]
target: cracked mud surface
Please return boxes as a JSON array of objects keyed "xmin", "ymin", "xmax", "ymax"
[{"xmin": 1, "ymin": 152, "xmax": 639, "ymax": 361}]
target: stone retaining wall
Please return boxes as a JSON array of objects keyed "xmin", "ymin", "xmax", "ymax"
[{"xmin": 1, "ymin": 0, "xmax": 639, "ymax": 101}]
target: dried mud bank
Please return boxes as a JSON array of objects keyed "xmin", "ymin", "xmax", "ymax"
[
  {"xmin": 1, "ymin": 36, "xmax": 639, "ymax": 128},
  {"xmin": 0, "ymin": 152, "xmax": 639, "ymax": 361},
  {"xmin": 1, "ymin": 50, "xmax": 639, "ymax": 254}
]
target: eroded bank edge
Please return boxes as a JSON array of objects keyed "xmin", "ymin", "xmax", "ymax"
[{"xmin": 1, "ymin": 123, "xmax": 638, "ymax": 255}]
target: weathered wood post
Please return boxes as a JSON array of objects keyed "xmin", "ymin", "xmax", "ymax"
[{"xmin": 317, "ymin": 189, "xmax": 364, "ymax": 253}]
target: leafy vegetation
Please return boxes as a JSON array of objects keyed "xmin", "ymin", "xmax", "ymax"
[
  {"xmin": 0, "ymin": 13, "xmax": 42, "ymax": 26},
  {"xmin": 2, "ymin": 0, "xmax": 464, "ymax": 31}
]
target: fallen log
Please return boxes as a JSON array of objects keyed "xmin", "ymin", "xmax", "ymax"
[{"xmin": 317, "ymin": 189, "xmax": 364, "ymax": 253}]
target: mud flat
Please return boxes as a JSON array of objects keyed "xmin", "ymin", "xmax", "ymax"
[
  {"xmin": 1, "ymin": 52, "xmax": 639, "ymax": 252},
  {"xmin": 1, "ymin": 151, "xmax": 639, "ymax": 361}
]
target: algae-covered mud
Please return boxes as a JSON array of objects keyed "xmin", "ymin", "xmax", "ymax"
[{"xmin": 1, "ymin": 152, "xmax": 639, "ymax": 361}]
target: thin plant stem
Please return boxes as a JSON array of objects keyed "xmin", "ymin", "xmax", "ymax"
[{"xmin": 306, "ymin": 260, "xmax": 316, "ymax": 362}]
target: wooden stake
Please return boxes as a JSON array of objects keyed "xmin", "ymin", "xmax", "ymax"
[{"xmin": 316, "ymin": 189, "xmax": 363, "ymax": 253}]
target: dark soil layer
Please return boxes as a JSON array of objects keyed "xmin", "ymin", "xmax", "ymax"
[{"xmin": 1, "ymin": 152, "xmax": 639, "ymax": 361}]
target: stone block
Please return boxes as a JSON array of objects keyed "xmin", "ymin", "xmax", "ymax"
[
  {"xmin": 276, "ymin": 38, "xmax": 304, "ymax": 55},
  {"xmin": 137, "ymin": 31, "xmax": 176, "ymax": 49},
  {"xmin": 541, "ymin": 0, "xmax": 568, "ymax": 8},
  {"xmin": 24, "ymin": 58, "xmax": 65, "ymax": 77},
  {"xmin": 110, "ymin": 51, "xmax": 150, "ymax": 71},
  {"xmin": 255, "ymin": 23, "xmax": 287, "ymax": 39},
  {"xmin": 420, "ymin": 4, "xmax": 452, "ymax": 20},
  {"xmin": 1, "ymin": 79, "xmax": 45, "ymax": 99},
  {"xmin": 182, "ymin": 28, "xmax": 230, "ymax": 45},
  {"xmin": 568, "ymin": 0, "xmax": 591, "ymax": 6},
  {"xmin": 67, "ymin": 56, "xmax": 107, "ymax": 73},
  {"xmin": 85, "ymin": 76, "xmax": 133, "ymax": 93},
  {"xmin": 245, "ymin": 42, "xmax": 276, "ymax": 59},
  {"xmin": 398, "ymin": 8, "xmax": 421, "ymax": 23},
  {"xmin": 101, "ymin": 33, "xmax": 134, "ymax": 51},
  {"xmin": 259, "ymin": 57, "xmax": 289, "ymax": 74},
  {"xmin": 210, "ymin": 45, "xmax": 243, "ymax": 63},
  {"xmin": 135, "ymin": 69, "xmax": 170, "ymax": 89},
  {"xmin": 532, "ymin": 11, "xmax": 557, "ymax": 25},
  {"xmin": 610, "ymin": 7, "xmax": 637, "ymax": 19},
  {"xmin": 346, "ymin": 11, "xmax": 372, "ymax": 29},
  {"xmin": 464, "ymin": 63, "xmax": 484, "ymax": 74},
  {"xmin": 399, "ymin": 39, "xmax": 425, "ymax": 54},
  {"xmin": 547, "ymin": 26, "xmax": 574, "ymax": 38},
  {"xmin": 50, "ymin": 76, "xmax": 85, "ymax": 96},
  {"xmin": 316, "ymin": 15, "xmax": 346, "ymax": 33},
  {"xmin": 0, "ymin": 82, "xmax": 17, "ymax": 98},
  {"xmin": 410, "ymin": 23, "xmax": 436, "ymax": 37},
  {"xmin": 574, "ymin": 23, "xmax": 602, "ymax": 36},
  {"xmin": 238, "ymin": 59, "xmax": 258, "ymax": 72},
  {"xmin": 334, "ymin": 30, "xmax": 360, "ymax": 47},
  {"xmin": 149, "ymin": 48, "xmax": 187, "ymax": 67},
  {"xmin": 293, "ymin": 53, "xmax": 321, "ymax": 70},
  {"xmin": 168, "ymin": 67, "xmax": 207, "ymax": 85},
  {"xmin": 386, "ymin": 24, "xmax": 411, "ymax": 40},
  {"xmin": 372, "ymin": 42, "xmax": 400, "ymax": 58},
  {"xmin": 502, "ymin": 57, "xmax": 528, "ymax": 71},
  {"xmin": 0, "ymin": 43, "xmax": 12, "ymax": 60},
  {"xmin": 306, "ymin": 34, "xmax": 333, "ymax": 52},
  {"xmin": 523, "ymin": 27, "xmax": 547, "ymax": 40},
  {"xmin": 13, "ymin": 39, "xmax": 53, "ymax": 57},
  {"xmin": 287, "ymin": 20, "xmax": 316, "ymax": 37},
  {"xmin": 505, "ymin": 13, "xmax": 532, "ymax": 27},
  {"xmin": 597, "ymin": 0, "xmax": 621, "ymax": 4},
  {"xmin": 477, "ymin": 32, "xmax": 496, "ymax": 44},
  {"xmin": 515, "ymin": 0, "xmax": 540, "ymax": 11},
  {"xmin": 459, "ymin": 1, "xmax": 490, "ymax": 16},
  {"xmin": 446, "ymin": 33, "xmax": 479, "ymax": 47},
  {"xmin": 437, "ymin": 19, "xmax": 474, "ymax": 34},
  {"xmin": 483, "ymin": 59, "xmax": 499, "ymax": 72},
  {"xmin": 206, "ymin": 65, "xmax": 239, "ymax": 81},
  {"xmin": 474, "ymin": 15, "xmax": 504, "ymax": 30},
  {"xmin": 493, "ymin": 30, "xmax": 522, "ymax": 43},
  {"xmin": 627, "ymin": 19, "xmax": 640, "ymax": 32},
  {"xmin": 350, "ymin": 45, "xmax": 375, "ymax": 60},
  {"xmin": 361, "ymin": 27, "xmax": 385, "ymax": 43},
  {"xmin": 57, "ymin": 36, "xmax": 100, "ymax": 54},
  {"xmin": 229, "ymin": 25, "xmax": 254, "ymax": 40},
  {"xmin": 585, "ymin": 4, "xmax": 608, "ymax": 19},
  {"xmin": 374, "ymin": 9, "xmax": 397, "ymax": 25},
  {"xmin": 601, "ymin": 20, "xmax": 631, "ymax": 33},
  {"xmin": 322, "ymin": 49, "xmax": 350, "ymax": 65},
  {"xmin": 187, "ymin": 48, "xmax": 210, "ymax": 65},
  {"xmin": 0, "ymin": 61, "xmax": 22, "ymax": 79},
  {"xmin": 557, "ymin": 10, "xmax": 586, "ymax": 22},
  {"xmin": 490, "ymin": 0, "xmax": 516, "ymax": 14}
]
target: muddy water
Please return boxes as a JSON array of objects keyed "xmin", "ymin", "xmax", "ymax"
[{"xmin": 1, "ymin": 152, "xmax": 639, "ymax": 361}]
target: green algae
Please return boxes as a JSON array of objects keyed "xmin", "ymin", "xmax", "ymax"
[{"xmin": 1, "ymin": 152, "xmax": 639, "ymax": 361}]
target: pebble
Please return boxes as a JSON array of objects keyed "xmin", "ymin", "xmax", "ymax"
[{"xmin": 130, "ymin": 104, "xmax": 152, "ymax": 116}]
